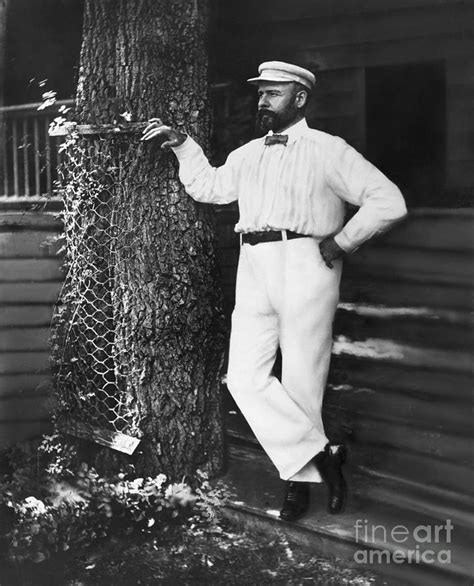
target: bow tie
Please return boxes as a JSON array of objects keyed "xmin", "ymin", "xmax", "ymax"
[{"xmin": 265, "ymin": 134, "xmax": 288, "ymax": 146}]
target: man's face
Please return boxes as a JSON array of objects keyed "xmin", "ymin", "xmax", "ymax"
[{"xmin": 255, "ymin": 82, "xmax": 302, "ymax": 134}]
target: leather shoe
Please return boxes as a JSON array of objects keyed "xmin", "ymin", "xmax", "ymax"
[
  {"xmin": 313, "ymin": 443, "xmax": 347, "ymax": 514},
  {"xmin": 279, "ymin": 481, "xmax": 310, "ymax": 521}
]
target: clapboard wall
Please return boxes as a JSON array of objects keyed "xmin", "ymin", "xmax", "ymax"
[
  {"xmin": 0, "ymin": 211, "xmax": 63, "ymax": 447},
  {"xmin": 221, "ymin": 208, "xmax": 474, "ymax": 580},
  {"xmin": 215, "ymin": 207, "xmax": 474, "ymax": 314},
  {"xmin": 214, "ymin": 0, "xmax": 473, "ymax": 205},
  {"xmin": 0, "ymin": 207, "xmax": 473, "ymax": 457}
]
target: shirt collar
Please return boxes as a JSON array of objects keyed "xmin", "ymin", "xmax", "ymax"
[{"xmin": 266, "ymin": 118, "xmax": 308, "ymax": 145}]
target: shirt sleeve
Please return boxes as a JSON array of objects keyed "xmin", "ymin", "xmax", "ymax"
[
  {"xmin": 326, "ymin": 138, "xmax": 407, "ymax": 253},
  {"xmin": 171, "ymin": 137, "xmax": 239, "ymax": 205}
]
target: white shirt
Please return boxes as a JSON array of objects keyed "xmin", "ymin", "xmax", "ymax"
[{"xmin": 172, "ymin": 118, "xmax": 407, "ymax": 252}]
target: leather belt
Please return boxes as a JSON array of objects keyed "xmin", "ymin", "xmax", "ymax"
[{"xmin": 241, "ymin": 230, "xmax": 308, "ymax": 246}]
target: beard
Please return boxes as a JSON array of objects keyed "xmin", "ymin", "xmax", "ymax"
[
  {"xmin": 255, "ymin": 106, "xmax": 299, "ymax": 136},
  {"xmin": 255, "ymin": 109, "xmax": 280, "ymax": 135}
]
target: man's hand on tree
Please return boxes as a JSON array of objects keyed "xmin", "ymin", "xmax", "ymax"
[
  {"xmin": 141, "ymin": 118, "xmax": 187, "ymax": 149},
  {"xmin": 319, "ymin": 236, "xmax": 345, "ymax": 269}
]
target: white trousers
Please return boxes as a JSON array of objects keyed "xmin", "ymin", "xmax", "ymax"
[{"xmin": 226, "ymin": 236, "xmax": 342, "ymax": 482}]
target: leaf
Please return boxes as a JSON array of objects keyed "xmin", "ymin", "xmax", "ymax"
[{"xmin": 32, "ymin": 551, "xmax": 47, "ymax": 563}]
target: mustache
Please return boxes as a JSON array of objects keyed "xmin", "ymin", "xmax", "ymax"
[{"xmin": 256, "ymin": 109, "xmax": 277, "ymax": 122}]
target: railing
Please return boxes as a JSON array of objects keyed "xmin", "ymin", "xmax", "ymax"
[
  {"xmin": 0, "ymin": 85, "xmax": 233, "ymax": 200},
  {"xmin": 0, "ymin": 99, "xmax": 74, "ymax": 198}
]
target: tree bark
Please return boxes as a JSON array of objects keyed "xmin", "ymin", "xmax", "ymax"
[{"xmin": 60, "ymin": 0, "xmax": 226, "ymax": 481}]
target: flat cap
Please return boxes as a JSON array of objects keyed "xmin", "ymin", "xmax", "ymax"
[{"xmin": 247, "ymin": 61, "xmax": 316, "ymax": 90}]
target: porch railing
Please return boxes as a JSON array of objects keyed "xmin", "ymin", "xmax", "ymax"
[
  {"xmin": 0, "ymin": 99, "xmax": 74, "ymax": 199},
  {"xmin": 0, "ymin": 85, "xmax": 234, "ymax": 200}
]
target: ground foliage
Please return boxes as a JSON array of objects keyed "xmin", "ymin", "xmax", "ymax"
[
  {"xmin": 0, "ymin": 435, "xmax": 386, "ymax": 585},
  {"xmin": 1, "ymin": 518, "xmax": 385, "ymax": 586},
  {"xmin": 0, "ymin": 434, "xmax": 227, "ymax": 568}
]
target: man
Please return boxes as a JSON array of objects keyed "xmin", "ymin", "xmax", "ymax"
[{"xmin": 142, "ymin": 61, "xmax": 407, "ymax": 521}]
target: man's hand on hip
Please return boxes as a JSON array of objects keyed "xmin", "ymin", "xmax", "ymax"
[
  {"xmin": 319, "ymin": 237, "xmax": 344, "ymax": 269},
  {"xmin": 141, "ymin": 118, "xmax": 187, "ymax": 149}
]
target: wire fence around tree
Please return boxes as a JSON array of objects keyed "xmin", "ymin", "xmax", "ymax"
[
  {"xmin": 48, "ymin": 87, "xmax": 240, "ymax": 452},
  {"xmin": 51, "ymin": 126, "xmax": 144, "ymax": 441}
]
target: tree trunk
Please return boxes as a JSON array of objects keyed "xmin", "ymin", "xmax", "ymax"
[{"xmin": 58, "ymin": 0, "xmax": 226, "ymax": 481}]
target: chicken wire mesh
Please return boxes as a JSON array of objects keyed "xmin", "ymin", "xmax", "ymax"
[{"xmin": 51, "ymin": 128, "xmax": 142, "ymax": 438}]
